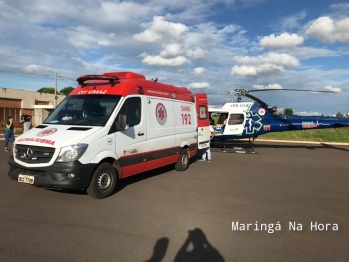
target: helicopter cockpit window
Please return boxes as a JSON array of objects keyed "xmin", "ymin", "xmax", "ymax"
[
  {"xmin": 227, "ymin": 114, "xmax": 244, "ymax": 125},
  {"xmin": 217, "ymin": 113, "xmax": 228, "ymax": 125}
]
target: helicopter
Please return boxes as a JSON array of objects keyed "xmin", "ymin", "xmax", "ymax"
[{"xmin": 207, "ymin": 88, "xmax": 349, "ymax": 153}]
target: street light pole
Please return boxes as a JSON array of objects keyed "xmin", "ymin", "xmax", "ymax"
[{"xmin": 54, "ymin": 72, "xmax": 58, "ymax": 108}]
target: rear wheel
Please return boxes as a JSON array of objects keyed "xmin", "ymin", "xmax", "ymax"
[
  {"xmin": 87, "ymin": 163, "xmax": 117, "ymax": 199},
  {"xmin": 175, "ymin": 149, "xmax": 189, "ymax": 171}
]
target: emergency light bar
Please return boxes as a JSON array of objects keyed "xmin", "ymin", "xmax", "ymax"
[{"xmin": 76, "ymin": 75, "xmax": 119, "ymax": 88}]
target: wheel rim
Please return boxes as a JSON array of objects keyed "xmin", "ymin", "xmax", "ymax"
[
  {"xmin": 97, "ymin": 170, "xmax": 112, "ymax": 191},
  {"xmin": 181, "ymin": 154, "xmax": 188, "ymax": 167}
]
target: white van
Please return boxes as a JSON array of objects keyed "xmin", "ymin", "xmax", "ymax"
[{"xmin": 8, "ymin": 72, "xmax": 211, "ymax": 199}]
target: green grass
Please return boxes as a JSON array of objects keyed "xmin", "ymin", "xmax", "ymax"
[{"xmin": 259, "ymin": 127, "xmax": 349, "ymax": 143}]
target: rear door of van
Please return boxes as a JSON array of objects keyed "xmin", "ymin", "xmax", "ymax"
[{"xmin": 195, "ymin": 94, "xmax": 211, "ymax": 149}]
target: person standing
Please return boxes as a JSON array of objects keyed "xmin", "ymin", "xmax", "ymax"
[
  {"xmin": 23, "ymin": 115, "xmax": 32, "ymax": 133},
  {"xmin": 20, "ymin": 114, "xmax": 32, "ymax": 133},
  {"xmin": 199, "ymin": 125, "xmax": 215, "ymax": 162},
  {"xmin": 4, "ymin": 116, "xmax": 15, "ymax": 152}
]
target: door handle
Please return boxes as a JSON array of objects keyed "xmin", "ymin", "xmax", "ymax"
[{"xmin": 138, "ymin": 132, "xmax": 144, "ymax": 136}]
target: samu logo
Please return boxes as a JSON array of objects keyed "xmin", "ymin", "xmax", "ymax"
[{"xmin": 37, "ymin": 128, "xmax": 58, "ymax": 137}]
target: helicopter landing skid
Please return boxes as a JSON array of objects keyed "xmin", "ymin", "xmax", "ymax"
[{"xmin": 212, "ymin": 137, "xmax": 257, "ymax": 154}]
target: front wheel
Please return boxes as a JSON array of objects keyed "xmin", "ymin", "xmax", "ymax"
[
  {"xmin": 175, "ymin": 149, "xmax": 189, "ymax": 171},
  {"xmin": 87, "ymin": 163, "xmax": 117, "ymax": 199}
]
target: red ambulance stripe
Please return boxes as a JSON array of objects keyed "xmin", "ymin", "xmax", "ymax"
[
  {"xmin": 143, "ymin": 155, "xmax": 179, "ymax": 172},
  {"xmin": 120, "ymin": 162, "xmax": 146, "ymax": 178}
]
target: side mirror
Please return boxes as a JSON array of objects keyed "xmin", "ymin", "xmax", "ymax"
[{"xmin": 116, "ymin": 115, "xmax": 127, "ymax": 131}]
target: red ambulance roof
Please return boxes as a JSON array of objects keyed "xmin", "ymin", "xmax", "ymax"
[{"xmin": 70, "ymin": 72, "xmax": 194, "ymax": 102}]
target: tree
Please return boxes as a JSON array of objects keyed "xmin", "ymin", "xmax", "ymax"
[
  {"xmin": 336, "ymin": 112, "xmax": 344, "ymax": 118},
  {"xmin": 284, "ymin": 108, "xmax": 293, "ymax": 116},
  {"xmin": 37, "ymin": 86, "xmax": 74, "ymax": 95},
  {"xmin": 37, "ymin": 87, "xmax": 55, "ymax": 94},
  {"xmin": 59, "ymin": 86, "xmax": 74, "ymax": 96}
]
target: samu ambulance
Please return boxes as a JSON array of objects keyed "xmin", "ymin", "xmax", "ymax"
[{"xmin": 8, "ymin": 72, "xmax": 211, "ymax": 199}]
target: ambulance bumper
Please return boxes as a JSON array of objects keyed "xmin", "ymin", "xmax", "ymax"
[{"xmin": 7, "ymin": 156, "xmax": 96, "ymax": 190}]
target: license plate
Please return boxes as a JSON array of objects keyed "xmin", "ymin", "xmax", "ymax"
[{"xmin": 18, "ymin": 174, "xmax": 35, "ymax": 184}]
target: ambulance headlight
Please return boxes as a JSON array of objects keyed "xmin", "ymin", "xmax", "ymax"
[
  {"xmin": 12, "ymin": 144, "xmax": 17, "ymax": 156},
  {"xmin": 55, "ymin": 144, "xmax": 88, "ymax": 162}
]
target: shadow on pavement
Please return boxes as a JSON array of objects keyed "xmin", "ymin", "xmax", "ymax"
[
  {"xmin": 46, "ymin": 153, "xmax": 201, "ymax": 197},
  {"xmin": 145, "ymin": 237, "xmax": 169, "ymax": 262},
  {"xmin": 145, "ymin": 228, "xmax": 225, "ymax": 262},
  {"xmin": 114, "ymin": 155, "xmax": 199, "ymax": 196}
]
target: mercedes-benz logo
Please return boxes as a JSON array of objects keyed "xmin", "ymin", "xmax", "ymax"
[{"xmin": 24, "ymin": 148, "xmax": 34, "ymax": 160}]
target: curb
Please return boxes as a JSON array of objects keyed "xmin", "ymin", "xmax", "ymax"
[{"xmin": 255, "ymin": 139, "xmax": 349, "ymax": 146}]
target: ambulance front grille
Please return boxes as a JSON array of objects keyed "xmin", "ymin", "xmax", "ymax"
[{"xmin": 15, "ymin": 145, "xmax": 55, "ymax": 164}]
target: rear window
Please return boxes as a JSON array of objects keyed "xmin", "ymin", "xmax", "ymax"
[{"xmin": 198, "ymin": 106, "xmax": 207, "ymax": 119}]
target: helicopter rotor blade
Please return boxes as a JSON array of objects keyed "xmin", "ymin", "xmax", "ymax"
[
  {"xmin": 218, "ymin": 91, "xmax": 238, "ymax": 95},
  {"xmin": 211, "ymin": 88, "xmax": 335, "ymax": 95},
  {"xmin": 247, "ymin": 88, "xmax": 335, "ymax": 93},
  {"xmin": 245, "ymin": 93, "xmax": 269, "ymax": 106},
  {"xmin": 211, "ymin": 88, "xmax": 335, "ymax": 105}
]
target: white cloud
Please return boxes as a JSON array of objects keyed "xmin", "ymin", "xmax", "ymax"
[
  {"xmin": 187, "ymin": 82, "xmax": 210, "ymax": 89},
  {"xmin": 260, "ymin": 33, "xmax": 304, "ymax": 49},
  {"xmin": 142, "ymin": 55, "xmax": 189, "ymax": 67},
  {"xmin": 24, "ymin": 64, "xmax": 55, "ymax": 73},
  {"xmin": 193, "ymin": 67, "xmax": 206, "ymax": 74},
  {"xmin": 234, "ymin": 52, "xmax": 300, "ymax": 67},
  {"xmin": 133, "ymin": 16, "xmax": 188, "ymax": 42},
  {"xmin": 231, "ymin": 64, "xmax": 283, "ymax": 76},
  {"xmin": 285, "ymin": 46, "xmax": 339, "ymax": 60},
  {"xmin": 325, "ymin": 85, "xmax": 342, "ymax": 92},
  {"xmin": 280, "ymin": 11, "xmax": 307, "ymax": 29},
  {"xmin": 231, "ymin": 52, "xmax": 300, "ymax": 76},
  {"xmin": 253, "ymin": 83, "xmax": 283, "ymax": 89},
  {"xmin": 185, "ymin": 47, "xmax": 206, "ymax": 58},
  {"xmin": 306, "ymin": 16, "xmax": 349, "ymax": 44},
  {"xmin": 329, "ymin": 3, "xmax": 349, "ymax": 15},
  {"xmin": 159, "ymin": 44, "xmax": 182, "ymax": 58}
]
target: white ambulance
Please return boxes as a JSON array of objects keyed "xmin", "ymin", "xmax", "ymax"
[{"xmin": 8, "ymin": 72, "xmax": 211, "ymax": 199}]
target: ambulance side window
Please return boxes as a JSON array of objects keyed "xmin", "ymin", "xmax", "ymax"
[{"xmin": 116, "ymin": 97, "xmax": 141, "ymax": 127}]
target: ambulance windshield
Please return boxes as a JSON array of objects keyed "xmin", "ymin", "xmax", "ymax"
[{"xmin": 44, "ymin": 95, "xmax": 121, "ymax": 126}]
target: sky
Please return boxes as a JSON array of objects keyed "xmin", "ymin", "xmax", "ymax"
[{"xmin": 0, "ymin": 0, "xmax": 348, "ymax": 116}]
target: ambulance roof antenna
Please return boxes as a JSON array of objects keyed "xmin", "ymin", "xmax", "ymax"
[{"xmin": 93, "ymin": 69, "xmax": 97, "ymax": 89}]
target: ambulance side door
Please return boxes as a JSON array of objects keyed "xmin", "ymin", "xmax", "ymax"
[{"xmin": 144, "ymin": 97, "xmax": 176, "ymax": 166}]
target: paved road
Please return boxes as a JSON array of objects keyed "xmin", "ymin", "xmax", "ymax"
[{"xmin": 0, "ymin": 142, "xmax": 348, "ymax": 261}]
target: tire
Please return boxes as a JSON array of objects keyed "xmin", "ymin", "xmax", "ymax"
[
  {"xmin": 175, "ymin": 148, "xmax": 189, "ymax": 171},
  {"xmin": 86, "ymin": 162, "xmax": 117, "ymax": 199}
]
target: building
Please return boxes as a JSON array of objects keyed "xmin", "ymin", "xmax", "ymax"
[{"xmin": 0, "ymin": 87, "xmax": 66, "ymax": 132}]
